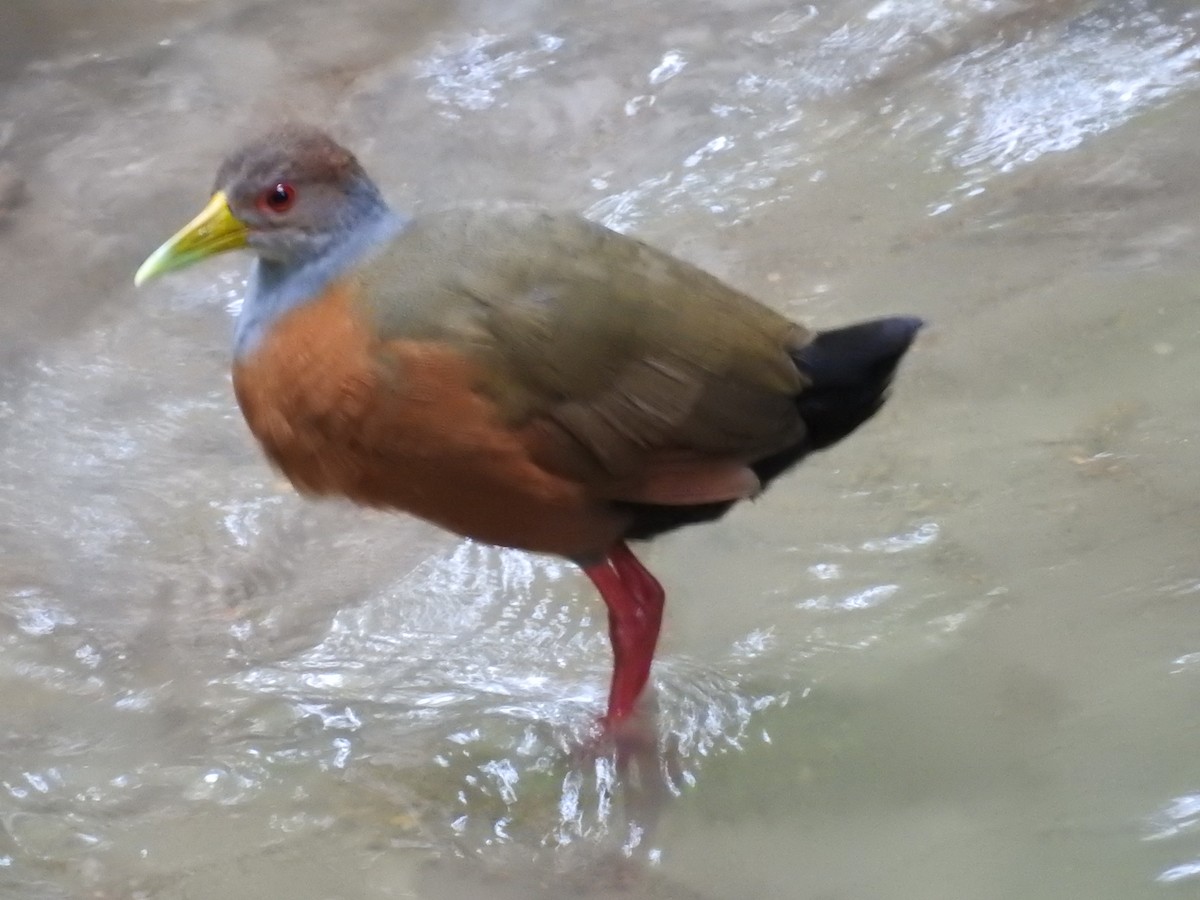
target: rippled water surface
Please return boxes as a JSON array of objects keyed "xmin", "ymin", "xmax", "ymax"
[{"xmin": 2, "ymin": 1, "xmax": 1199, "ymax": 897}]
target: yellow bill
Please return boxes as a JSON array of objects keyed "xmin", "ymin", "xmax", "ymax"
[{"xmin": 134, "ymin": 191, "xmax": 248, "ymax": 286}]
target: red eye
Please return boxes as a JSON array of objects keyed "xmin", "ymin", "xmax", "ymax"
[{"xmin": 259, "ymin": 182, "xmax": 295, "ymax": 213}]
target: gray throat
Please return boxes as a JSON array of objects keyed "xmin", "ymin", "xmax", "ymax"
[{"xmin": 233, "ymin": 210, "xmax": 407, "ymax": 359}]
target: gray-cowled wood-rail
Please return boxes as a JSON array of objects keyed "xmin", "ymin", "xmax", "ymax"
[{"xmin": 136, "ymin": 125, "xmax": 922, "ymax": 726}]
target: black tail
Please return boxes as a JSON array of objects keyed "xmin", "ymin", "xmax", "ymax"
[
  {"xmin": 618, "ymin": 315, "xmax": 922, "ymax": 542},
  {"xmin": 793, "ymin": 316, "xmax": 923, "ymax": 448},
  {"xmin": 751, "ymin": 315, "xmax": 923, "ymax": 485}
]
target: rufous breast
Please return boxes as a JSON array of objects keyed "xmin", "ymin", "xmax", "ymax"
[{"xmin": 230, "ymin": 279, "xmax": 627, "ymax": 559}]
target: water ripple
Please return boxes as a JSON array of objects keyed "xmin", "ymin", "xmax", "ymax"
[
  {"xmin": 417, "ymin": 32, "xmax": 565, "ymax": 117},
  {"xmin": 927, "ymin": 0, "xmax": 1200, "ymax": 206}
]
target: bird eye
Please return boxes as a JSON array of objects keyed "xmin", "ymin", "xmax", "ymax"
[{"xmin": 259, "ymin": 183, "xmax": 295, "ymax": 214}]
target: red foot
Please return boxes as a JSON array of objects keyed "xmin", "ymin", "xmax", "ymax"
[{"xmin": 583, "ymin": 542, "xmax": 665, "ymax": 725}]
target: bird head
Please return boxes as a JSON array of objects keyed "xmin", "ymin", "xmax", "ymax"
[{"xmin": 135, "ymin": 125, "xmax": 385, "ymax": 285}]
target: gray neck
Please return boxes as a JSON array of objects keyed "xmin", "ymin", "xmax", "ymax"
[{"xmin": 234, "ymin": 208, "xmax": 407, "ymax": 359}]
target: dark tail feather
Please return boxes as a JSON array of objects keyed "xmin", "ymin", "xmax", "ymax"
[
  {"xmin": 792, "ymin": 315, "xmax": 923, "ymax": 449},
  {"xmin": 620, "ymin": 315, "xmax": 922, "ymax": 542},
  {"xmin": 752, "ymin": 315, "xmax": 923, "ymax": 485}
]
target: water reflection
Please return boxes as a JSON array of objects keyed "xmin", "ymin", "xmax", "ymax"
[
  {"xmin": 220, "ymin": 541, "xmax": 798, "ymax": 855},
  {"xmin": 930, "ymin": 0, "xmax": 1200, "ymax": 192},
  {"xmin": 417, "ymin": 32, "xmax": 566, "ymax": 117},
  {"xmin": 1146, "ymin": 792, "xmax": 1200, "ymax": 885},
  {"xmin": 1157, "ymin": 859, "xmax": 1200, "ymax": 884},
  {"xmin": 3, "ymin": 0, "xmax": 1200, "ymax": 897},
  {"xmin": 1146, "ymin": 793, "xmax": 1200, "ymax": 841}
]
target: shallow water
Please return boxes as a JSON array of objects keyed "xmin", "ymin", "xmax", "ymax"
[{"xmin": 1, "ymin": 0, "xmax": 1199, "ymax": 897}]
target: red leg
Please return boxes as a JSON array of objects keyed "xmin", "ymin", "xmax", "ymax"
[{"xmin": 582, "ymin": 542, "xmax": 665, "ymax": 725}]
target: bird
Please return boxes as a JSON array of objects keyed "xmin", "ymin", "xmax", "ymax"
[{"xmin": 135, "ymin": 124, "xmax": 922, "ymax": 728}]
